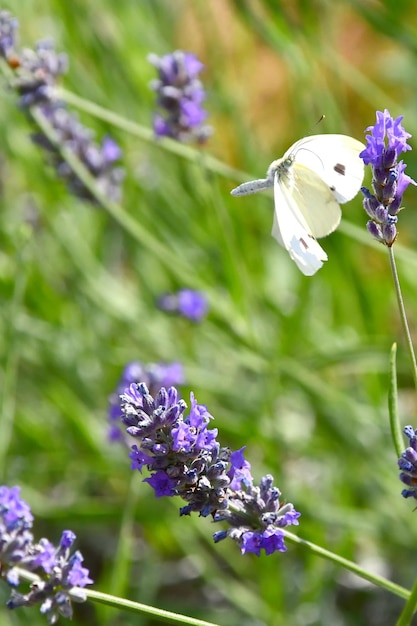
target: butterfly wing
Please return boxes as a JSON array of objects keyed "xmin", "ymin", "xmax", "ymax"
[
  {"xmin": 272, "ymin": 171, "xmax": 328, "ymax": 276},
  {"xmin": 284, "ymin": 163, "xmax": 342, "ymax": 238},
  {"xmin": 285, "ymin": 134, "xmax": 365, "ymax": 204}
]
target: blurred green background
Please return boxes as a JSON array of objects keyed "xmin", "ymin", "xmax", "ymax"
[{"xmin": 1, "ymin": 1, "xmax": 417, "ymax": 624}]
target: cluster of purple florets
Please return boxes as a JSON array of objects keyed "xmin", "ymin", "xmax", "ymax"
[
  {"xmin": 157, "ymin": 288, "xmax": 208, "ymax": 322},
  {"xmin": 398, "ymin": 426, "xmax": 417, "ymax": 500},
  {"xmin": 148, "ymin": 50, "xmax": 212, "ymax": 143},
  {"xmin": 360, "ymin": 109, "xmax": 416, "ymax": 246},
  {"xmin": 108, "ymin": 360, "xmax": 184, "ymax": 443},
  {"xmin": 118, "ymin": 382, "xmax": 300, "ymax": 555},
  {"xmin": 0, "ymin": 486, "xmax": 92, "ymax": 624},
  {"xmin": 0, "ymin": 11, "xmax": 124, "ymax": 203}
]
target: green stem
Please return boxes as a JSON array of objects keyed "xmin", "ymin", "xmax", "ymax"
[
  {"xmin": 283, "ymin": 530, "xmax": 409, "ymax": 600},
  {"xmin": 55, "ymin": 87, "xmax": 248, "ymax": 182},
  {"xmin": 106, "ymin": 475, "xmax": 140, "ymax": 615},
  {"xmin": 388, "ymin": 342, "xmax": 404, "ymax": 458},
  {"xmin": 388, "ymin": 246, "xmax": 417, "ymax": 393},
  {"xmin": 12, "ymin": 568, "xmax": 220, "ymax": 626},
  {"xmin": 0, "ymin": 227, "xmax": 31, "ymax": 479},
  {"xmin": 396, "ymin": 575, "xmax": 417, "ymax": 626},
  {"xmin": 84, "ymin": 589, "xmax": 221, "ymax": 626}
]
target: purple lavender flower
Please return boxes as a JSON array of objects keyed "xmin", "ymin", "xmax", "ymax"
[
  {"xmin": 2, "ymin": 12, "xmax": 124, "ymax": 204},
  {"xmin": 0, "ymin": 10, "xmax": 18, "ymax": 61},
  {"xmin": 0, "ymin": 485, "xmax": 34, "ymax": 528},
  {"xmin": 16, "ymin": 39, "xmax": 68, "ymax": 107},
  {"xmin": 0, "ymin": 486, "xmax": 92, "ymax": 623},
  {"xmin": 216, "ymin": 470, "xmax": 300, "ymax": 556},
  {"xmin": 158, "ymin": 289, "xmax": 208, "ymax": 322},
  {"xmin": 119, "ymin": 383, "xmax": 300, "ymax": 556},
  {"xmin": 360, "ymin": 109, "xmax": 417, "ymax": 246},
  {"xmin": 108, "ymin": 360, "xmax": 184, "ymax": 443},
  {"xmin": 0, "ymin": 486, "xmax": 35, "ymax": 589},
  {"xmin": 398, "ymin": 425, "xmax": 417, "ymax": 500},
  {"xmin": 228, "ymin": 448, "xmax": 253, "ymax": 490},
  {"xmin": 148, "ymin": 50, "xmax": 212, "ymax": 144},
  {"xmin": 31, "ymin": 106, "xmax": 125, "ymax": 203}
]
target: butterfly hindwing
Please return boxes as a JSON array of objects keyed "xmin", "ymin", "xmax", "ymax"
[
  {"xmin": 283, "ymin": 163, "xmax": 342, "ymax": 238},
  {"xmin": 272, "ymin": 171, "xmax": 328, "ymax": 276}
]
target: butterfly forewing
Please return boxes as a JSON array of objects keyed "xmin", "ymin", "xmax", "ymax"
[{"xmin": 286, "ymin": 134, "xmax": 365, "ymax": 204}]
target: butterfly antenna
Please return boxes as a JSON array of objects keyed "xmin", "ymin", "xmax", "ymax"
[{"xmin": 306, "ymin": 114, "xmax": 325, "ymax": 137}]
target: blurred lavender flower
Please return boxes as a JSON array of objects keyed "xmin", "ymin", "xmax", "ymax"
[
  {"xmin": 108, "ymin": 361, "xmax": 184, "ymax": 443},
  {"xmin": 119, "ymin": 383, "xmax": 300, "ymax": 556},
  {"xmin": 0, "ymin": 12, "xmax": 124, "ymax": 204},
  {"xmin": 31, "ymin": 106, "xmax": 125, "ymax": 203},
  {"xmin": 0, "ymin": 486, "xmax": 92, "ymax": 623},
  {"xmin": 15, "ymin": 39, "xmax": 68, "ymax": 107},
  {"xmin": 148, "ymin": 50, "xmax": 212, "ymax": 143},
  {"xmin": 158, "ymin": 288, "xmax": 208, "ymax": 322},
  {"xmin": 360, "ymin": 109, "xmax": 417, "ymax": 246},
  {"xmin": 398, "ymin": 426, "xmax": 417, "ymax": 500},
  {"xmin": 0, "ymin": 10, "xmax": 18, "ymax": 61}
]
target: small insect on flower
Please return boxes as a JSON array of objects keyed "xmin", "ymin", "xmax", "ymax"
[{"xmin": 231, "ymin": 135, "xmax": 365, "ymax": 276}]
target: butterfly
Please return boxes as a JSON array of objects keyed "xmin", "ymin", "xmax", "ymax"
[{"xmin": 231, "ymin": 134, "xmax": 365, "ymax": 276}]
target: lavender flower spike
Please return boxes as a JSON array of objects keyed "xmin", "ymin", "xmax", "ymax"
[
  {"xmin": 148, "ymin": 50, "xmax": 212, "ymax": 144},
  {"xmin": 119, "ymin": 383, "xmax": 300, "ymax": 556},
  {"xmin": 0, "ymin": 485, "xmax": 93, "ymax": 623},
  {"xmin": 0, "ymin": 10, "xmax": 18, "ymax": 61},
  {"xmin": 360, "ymin": 109, "xmax": 417, "ymax": 246},
  {"xmin": 2, "ymin": 12, "xmax": 124, "ymax": 204}
]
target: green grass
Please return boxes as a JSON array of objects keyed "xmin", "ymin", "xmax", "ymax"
[{"xmin": 2, "ymin": 1, "xmax": 417, "ymax": 624}]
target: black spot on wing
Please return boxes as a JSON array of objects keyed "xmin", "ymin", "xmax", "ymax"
[
  {"xmin": 334, "ymin": 163, "xmax": 346, "ymax": 176},
  {"xmin": 300, "ymin": 235, "xmax": 317, "ymax": 250}
]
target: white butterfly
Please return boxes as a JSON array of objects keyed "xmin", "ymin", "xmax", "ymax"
[{"xmin": 231, "ymin": 134, "xmax": 365, "ymax": 276}]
